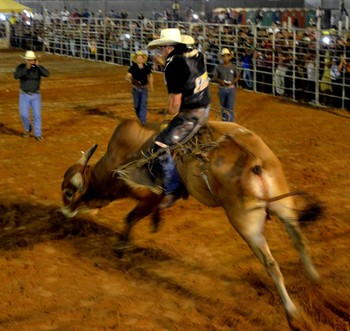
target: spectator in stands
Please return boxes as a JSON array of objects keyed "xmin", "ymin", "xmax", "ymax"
[
  {"xmin": 120, "ymin": 9, "xmax": 128, "ymax": 19},
  {"xmin": 153, "ymin": 8, "xmax": 161, "ymax": 21},
  {"xmin": 0, "ymin": 23, "xmax": 6, "ymax": 38},
  {"xmin": 267, "ymin": 21, "xmax": 280, "ymax": 34},
  {"xmin": 70, "ymin": 8, "xmax": 81, "ymax": 25},
  {"xmin": 330, "ymin": 56, "xmax": 343, "ymax": 108},
  {"xmin": 172, "ymin": 0, "xmax": 180, "ymax": 21},
  {"xmin": 205, "ymin": 29, "xmax": 220, "ymax": 77},
  {"xmin": 294, "ymin": 58, "xmax": 306, "ymax": 101},
  {"xmin": 61, "ymin": 6, "xmax": 70, "ymax": 24},
  {"xmin": 340, "ymin": 0, "xmax": 348, "ymax": 20},
  {"xmin": 320, "ymin": 51, "xmax": 333, "ymax": 106},
  {"xmin": 82, "ymin": 8, "xmax": 91, "ymax": 23},
  {"xmin": 255, "ymin": 8, "xmax": 264, "ymax": 25},
  {"xmin": 43, "ymin": 9, "xmax": 51, "ymax": 26},
  {"xmin": 51, "ymin": 9, "xmax": 60, "ymax": 24},
  {"xmin": 341, "ymin": 57, "xmax": 350, "ymax": 110},
  {"xmin": 274, "ymin": 49, "xmax": 292, "ymax": 96},
  {"xmin": 12, "ymin": 7, "xmax": 350, "ymax": 110},
  {"xmin": 222, "ymin": 26, "xmax": 235, "ymax": 48},
  {"xmin": 293, "ymin": 16, "xmax": 300, "ymax": 28},
  {"xmin": 316, "ymin": 6, "xmax": 324, "ymax": 27},
  {"xmin": 254, "ymin": 33, "xmax": 273, "ymax": 94},
  {"xmin": 9, "ymin": 11, "xmax": 17, "ymax": 25},
  {"xmin": 239, "ymin": 47, "xmax": 253, "ymax": 90},
  {"xmin": 272, "ymin": 10, "xmax": 282, "ymax": 25},
  {"xmin": 137, "ymin": 12, "xmax": 145, "ymax": 20},
  {"xmin": 304, "ymin": 52, "xmax": 317, "ymax": 104},
  {"xmin": 33, "ymin": 11, "xmax": 43, "ymax": 23}
]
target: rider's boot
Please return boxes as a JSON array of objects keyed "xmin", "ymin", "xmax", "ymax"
[{"xmin": 158, "ymin": 153, "xmax": 182, "ymax": 209}]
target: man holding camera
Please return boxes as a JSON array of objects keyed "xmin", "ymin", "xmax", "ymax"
[{"xmin": 14, "ymin": 50, "xmax": 50, "ymax": 141}]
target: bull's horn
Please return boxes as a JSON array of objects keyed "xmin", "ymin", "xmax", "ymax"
[
  {"xmin": 70, "ymin": 172, "xmax": 84, "ymax": 191},
  {"xmin": 77, "ymin": 144, "xmax": 98, "ymax": 166}
]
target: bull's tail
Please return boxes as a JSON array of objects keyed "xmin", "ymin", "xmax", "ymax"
[
  {"xmin": 266, "ymin": 190, "xmax": 324, "ymax": 223},
  {"xmin": 295, "ymin": 192, "xmax": 324, "ymax": 223}
]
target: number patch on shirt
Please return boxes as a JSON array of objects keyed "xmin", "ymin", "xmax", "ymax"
[{"xmin": 194, "ymin": 72, "xmax": 209, "ymax": 94}]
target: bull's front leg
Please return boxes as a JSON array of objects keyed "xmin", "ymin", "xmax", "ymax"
[
  {"xmin": 113, "ymin": 212, "xmax": 136, "ymax": 254},
  {"xmin": 112, "ymin": 198, "xmax": 161, "ymax": 256}
]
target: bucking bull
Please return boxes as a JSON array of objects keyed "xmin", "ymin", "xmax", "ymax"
[{"xmin": 61, "ymin": 119, "xmax": 322, "ymax": 326}]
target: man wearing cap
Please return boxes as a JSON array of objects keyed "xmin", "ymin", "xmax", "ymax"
[
  {"xmin": 212, "ymin": 48, "xmax": 240, "ymax": 122},
  {"xmin": 125, "ymin": 51, "xmax": 153, "ymax": 124},
  {"xmin": 146, "ymin": 28, "xmax": 210, "ymax": 209},
  {"xmin": 14, "ymin": 50, "xmax": 49, "ymax": 141}
]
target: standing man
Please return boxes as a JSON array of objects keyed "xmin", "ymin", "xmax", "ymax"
[
  {"xmin": 212, "ymin": 48, "xmax": 239, "ymax": 122},
  {"xmin": 146, "ymin": 28, "xmax": 210, "ymax": 208},
  {"xmin": 126, "ymin": 51, "xmax": 153, "ymax": 124},
  {"xmin": 172, "ymin": 0, "xmax": 180, "ymax": 21},
  {"xmin": 61, "ymin": 6, "xmax": 70, "ymax": 24},
  {"xmin": 14, "ymin": 50, "xmax": 49, "ymax": 141},
  {"xmin": 340, "ymin": 0, "xmax": 348, "ymax": 20}
]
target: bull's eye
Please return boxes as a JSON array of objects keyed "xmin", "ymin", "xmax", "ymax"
[{"xmin": 63, "ymin": 188, "xmax": 75, "ymax": 200}]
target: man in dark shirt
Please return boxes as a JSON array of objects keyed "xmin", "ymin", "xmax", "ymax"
[
  {"xmin": 14, "ymin": 50, "xmax": 49, "ymax": 141},
  {"xmin": 126, "ymin": 51, "xmax": 153, "ymax": 124},
  {"xmin": 147, "ymin": 28, "xmax": 210, "ymax": 208}
]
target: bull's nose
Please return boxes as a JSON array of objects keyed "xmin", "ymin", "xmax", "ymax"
[{"xmin": 60, "ymin": 206, "xmax": 78, "ymax": 218}]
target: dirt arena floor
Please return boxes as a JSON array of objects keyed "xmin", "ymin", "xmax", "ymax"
[{"xmin": 1, "ymin": 50, "xmax": 350, "ymax": 331}]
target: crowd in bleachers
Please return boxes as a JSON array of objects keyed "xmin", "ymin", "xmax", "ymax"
[{"xmin": 6, "ymin": 7, "xmax": 350, "ymax": 111}]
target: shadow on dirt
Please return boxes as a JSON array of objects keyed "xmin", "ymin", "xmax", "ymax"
[
  {"xmin": 0, "ymin": 201, "xmax": 174, "ymax": 264},
  {"xmin": 74, "ymin": 105, "xmax": 167, "ymax": 118},
  {"xmin": 0, "ymin": 201, "xmax": 115, "ymax": 251},
  {"xmin": 0, "ymin": 123, "xmax": 22, "ymax": 136},
  {"xmin": 73, "ymin": 105, "xmax": 123, "ymax": 121}
]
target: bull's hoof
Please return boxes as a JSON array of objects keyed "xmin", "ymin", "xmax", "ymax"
[
  {"xmin": 287, "ymin": 308, "xmax": 313, "ymax": 331},
  {"xmin": 151, "ymin": 221, "xmax": 160, "ymax": 233},
  {"xmin": 306, "ymin": 266, "xmax": 321, "ymax": 284}
]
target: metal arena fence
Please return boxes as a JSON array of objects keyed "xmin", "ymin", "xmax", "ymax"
[{"xmin": 7, "ymin": 17, "xmax": 350, "ymax": 110}]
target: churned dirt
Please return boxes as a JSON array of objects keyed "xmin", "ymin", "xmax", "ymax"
[{"xmin": 0, "ymin": 50, "xmax": 350, "ymax": 331}]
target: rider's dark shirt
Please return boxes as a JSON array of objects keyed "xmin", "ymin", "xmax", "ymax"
[{"xmin": 165, "ymin": 47, "xmax": 210, "ymax": 110}]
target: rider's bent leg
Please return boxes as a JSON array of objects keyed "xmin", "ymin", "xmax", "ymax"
[
  {"xmin": 151, "ymin": 107, "xmax": 210, "ymax": 209},
  {"xmin": 157, "ymin": 151, "xmax": 182, "ymax": 209}
]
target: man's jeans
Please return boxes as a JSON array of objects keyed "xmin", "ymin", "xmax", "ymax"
[
  {"xmin": 132, "ymin": 86, "xmax": 148, "ymax": 124},
  {"xmin": 218, "ymin": 86, "xmax": 236, "ymax": 122},
  {"xmin": 19, "ymin": 92, "xmax": 42, "ymax": 137}
]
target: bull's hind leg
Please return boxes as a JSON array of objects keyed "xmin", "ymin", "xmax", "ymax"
[
  {"xmin": 226, "ymin": 203, "xmax": 298, "ymax": 320},
  {"xmin": 268, "ymin": 199, "xmax": 320, "ymax": 283}
]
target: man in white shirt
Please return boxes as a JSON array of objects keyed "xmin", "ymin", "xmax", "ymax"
[{"xmin": 61, "ymin": 6, "xmax": 70, "ymax": 24}]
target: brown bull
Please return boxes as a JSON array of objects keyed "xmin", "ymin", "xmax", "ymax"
[{"xmin": 61, "ymin": 119, "xmax": 322, "ymax": 325}]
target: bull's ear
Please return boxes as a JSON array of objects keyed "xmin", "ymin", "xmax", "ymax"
[
  {"xmin": 77, "ymin": 144, "xmax": 98, "ymax": 166},
  {"xmin": 70, "ymin": 172, "xmax": 84, "ymax": 192}
]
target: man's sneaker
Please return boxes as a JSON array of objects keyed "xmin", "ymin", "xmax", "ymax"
[
  {"xmin": 34, "ymin": 136, "xmax": 44, "ymax": 141},
  {"xmin": 22, "ymin": 131, "xmax": 30, "ymax": 138}
]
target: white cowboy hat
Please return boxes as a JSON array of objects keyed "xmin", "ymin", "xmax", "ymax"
[
  {"xmin": 22, "ymin": 50, "xmax": 37, "ymax": 60},
  {"xmin": 147, "ymin": 28, "xmax": 194, "ymax": 49},
  {"xmin": 220, "ymin": 48, "xmax": 232, "ymax": 56},
  {"xmin": 131, "ymin": 51, "xmax": 148, "ymax": 63}
]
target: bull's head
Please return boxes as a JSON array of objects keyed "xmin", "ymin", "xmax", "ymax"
[{"xmin": 61, "ymin": 144, "xmax": 98, "ymax": 217}]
